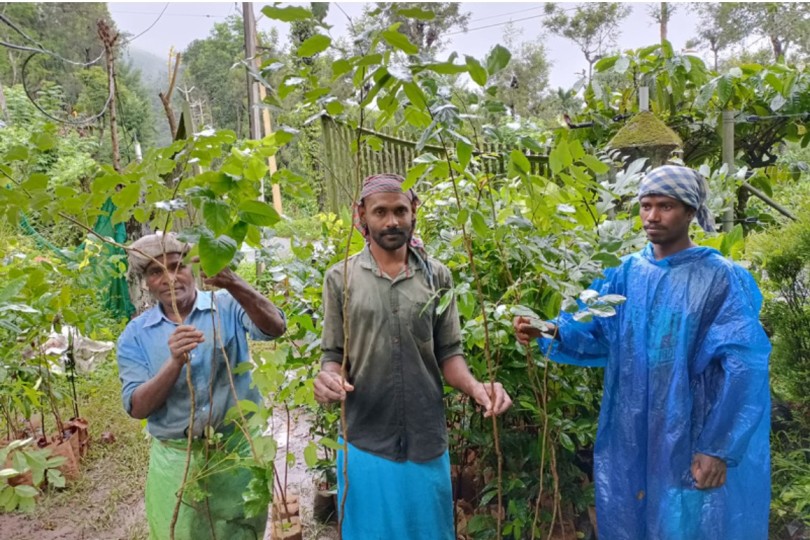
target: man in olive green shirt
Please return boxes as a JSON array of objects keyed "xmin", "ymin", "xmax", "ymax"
[{"xmin": 314, "ymin": 173, "xmax": 511, "ymax": 539}]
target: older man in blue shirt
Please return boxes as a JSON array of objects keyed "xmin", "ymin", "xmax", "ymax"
[{"xmin": 117, "ymin": 232, "xmax": 285, "ymax": 540}]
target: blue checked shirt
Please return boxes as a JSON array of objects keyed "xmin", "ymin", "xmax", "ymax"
[{"xmin": 117, "ymin": 289, "xmax": 282, "ymax": 440}]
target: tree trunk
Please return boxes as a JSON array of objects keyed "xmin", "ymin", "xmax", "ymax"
[
  {"xmin": 97, "ymin": 20, "xmax": 120, "ymax": 173},
  {"xmin": 660, "ymin": 2, "xmax": 668, "ymax": 44}
]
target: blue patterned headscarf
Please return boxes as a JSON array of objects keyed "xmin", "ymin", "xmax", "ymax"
[{"xmin": 639, "ymin": 165, "xmax": 716, "ymax": 232}]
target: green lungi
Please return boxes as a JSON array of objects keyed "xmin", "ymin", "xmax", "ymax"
[{"xmin": 145, "ymin": 434, "xmax": 267, "ymax": 540}]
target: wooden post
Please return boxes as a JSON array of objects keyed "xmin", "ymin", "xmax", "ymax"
[{"xmin": 721, "ymin": 110, "xmax": 735, "ymax": 232}]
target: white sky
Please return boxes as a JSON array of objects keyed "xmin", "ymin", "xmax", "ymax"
[{"xmin": 109, "ymin": 2, "xmax": 706, "ymax": 90}]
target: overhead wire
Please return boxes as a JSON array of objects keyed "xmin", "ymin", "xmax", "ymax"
[{"xmin": 0, "ymin": 4, "xmax": 169, "ymax": 126}]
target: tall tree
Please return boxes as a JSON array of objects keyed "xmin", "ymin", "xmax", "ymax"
[
  {"xmin": 688, "ymin": 3, "xmax": 810, "ymax": 67},
  {"xmin": 648, "ymin": 3, "xmax": 677, "ymax": 45},
  {"xmin": 351, "ymin": 2, "xmax": 470, "ymax": 59},
  {"xmin": 182, "ymin": 15, "xmax": 252, "ymax": 136},
  {"xmin": 492, "ymin": 25, "xmax": 551, "ymax": 120},
  {"xmin": 543, "ymin": 3, "xmax": 631, "ymax": 80}
]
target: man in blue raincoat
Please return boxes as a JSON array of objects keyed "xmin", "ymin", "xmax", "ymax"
[{"xmin": 514, "ymin": 165, "xmax": 771, "ymax": 540}]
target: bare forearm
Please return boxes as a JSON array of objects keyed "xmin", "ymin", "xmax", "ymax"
[
  {"xmin": 441, "ymin": 355, "xmax": 480, "ymax": 397},
  {"xmin": 129, "ymin": 359, "xmax": 183, "ymax": 419},
  {"xmin": 223, "ymin": 276, "xmax": 286, "ymax": 336}
]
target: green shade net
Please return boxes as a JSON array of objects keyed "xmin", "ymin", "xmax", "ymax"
[{"xmin": 20, "ymin": 198, "xmax": 135, "ymax": 321}]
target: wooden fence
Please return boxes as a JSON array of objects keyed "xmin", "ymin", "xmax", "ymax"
[{"xmin": 320, "ymin": 116, "xmax": 549, "ymax": 212}]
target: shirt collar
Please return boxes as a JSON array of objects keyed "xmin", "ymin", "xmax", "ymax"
[
  {"xmin": 142, "ymin": 288, "xmax": 213, "ymax": 327},
  {"xmin": 358, "ymin": 244, "xmax": 422, "ymax": 278}
]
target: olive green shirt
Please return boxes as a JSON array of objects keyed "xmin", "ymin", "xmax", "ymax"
[{"xmin": 321, "ymin": 245, "xmax": 464, "ymax": 462}]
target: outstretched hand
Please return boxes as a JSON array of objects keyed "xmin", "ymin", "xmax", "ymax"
[
  {"xmin": 513, "ymin": 316, "xmax": 555, "ymax": 345},
  {"xmin": 471, "ymin": 381, "xmax": 512, "ymax": 418}
]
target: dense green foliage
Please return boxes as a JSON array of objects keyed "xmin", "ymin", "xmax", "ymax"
[{"xmin": 0, "ymin": 2, "xmax": 808, "ymax": 538}]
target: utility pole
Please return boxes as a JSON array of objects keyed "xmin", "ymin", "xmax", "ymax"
[
  {"xmin": 721, "ymin": 110, "xmax": 735, "ymax": 232},
  {"xmin": 243, "ymin": 2, "xmax": 283, "ymax": 215},
  {"xmin": 243, "ymin": 3, "xmax": 262, "ymax": 154}
]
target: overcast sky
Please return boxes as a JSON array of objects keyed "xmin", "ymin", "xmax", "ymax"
[{"xmin": 109, "ymin": 2, "xmax": 705, "ymax": 90}]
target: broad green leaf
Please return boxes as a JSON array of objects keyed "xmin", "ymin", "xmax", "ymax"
[
  {"xmin": 422, "ymin": 62, "xmax": 467, "ymax": 75},
  {"xmin": 589, "ymin": 305, "xmax": 616, "ymax": 318},
  {"xmin": 594, "ymin": 55, "xmax": 618, "ymax": 72},
  {"xmin": 614, "ymin": 56, "xmax": 631, "ymax": 74},
  {"xmin": 593, "ymin": 252, "xmax": 623, "ymax": 267},
  {"xmin": 112, "ymin": 183, "xmax": 140, "ymax": 210},
  {"xmin": 573, "ymin": 311, "xmax": 593, "ymax": 323},
  {"xmin": 14, "ymin": 485, "xmax": 38, "ymax": 498},
  {"xmin": 325, "ymin": 100, "xmax": 344, "ymax": 116},
  {"xmin": 319, "ymin": 437, "xmax": 344, "ymax": 451},
  {"xmin": 465, "ymin": 56, "xmax": 487, "ymax": 86},
  {"xmin": 457, "ymin": 140, "xmax": 472, "ymax": 169},
  {"xmin": 261, "ymin": 5, "xmax": 312, "ymax": 22},
  {"xmin": 510, "ymin": 149, "xmax": 530, "ymax": 174},
  {"xmin": 485, "ymin": 45, "xmax": 511, "ymax": 76},
  {"xmin": 581, "ymin": 155, "xmax": 609, "ymax": 175},
  {"xmin": 199, "ymin": 234, "xmax": 237, "ymax": 276},
  {"xmin": 0, "ymin": 276, "xmax": 27, "ymax": 304},
  {"xmin": 332, "ymin": 59, "xmax": 352, "ymax": 79},
  {"xmin": 203, "ymin": 200, "xmax": 231, "ymax": 237},
  {"xmin": 297, "ymin": 34, "xmax": 331, "ymax": 57},
  {"xmin": 31, "ymin": 132, "xmax": 57, "ymax": 151},
  {"xmin": 303, "ymin": 442, "xmax": 318, "ymax": 468},
  {"xmin": 471, "ymin": 211, "xmax": 488, "ymax": 238},
  {"xmin": 395, "ymin": 7, "xmax": 435, "ymax": 20},
  {"xmin": 381, "ymin": 29, "xmax": 419, "ymax": 55},
  {"xmin": 46, "ymin": 469, "xmax": 65, "ymax": 488},
  {"xmin": 238, "ymin": 200, "xmax": 280, "ymax": 227},
  {"xmin": 243, "ymin": 157, "xmax": 268, "ymax": 183},
  {"xmin": 6, "ymin": 145, "xmax": 29, "ymax": 162},
  {"xmin": 403, "ymin": 82, "xmax": 427, "ymax": 109}
]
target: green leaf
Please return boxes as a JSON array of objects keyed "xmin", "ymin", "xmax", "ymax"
[
  {"xmin": 456, "ymin": 140, "xmax": 472, "ymax": 169},
  {"xmin": 471, "ymin": 211, "xmax": 488, "ymax": 238},
  {"xmin": 402, "ymin": 82, "xmax": 427, "ymax": 109},
  {"xmin": 332, "ymin": 59, "xmax": 352, "ymax": 79},
  {"xmin": 395, "ymin": 7, "xmax": 435, "ymax": 20},
  {"xmin": 614, "ymin": 56, "xmax": 631, "ymax": 74},
  {"xmin": 31, "ymin": 131, "xmax": 57, "ymax": 151},
  {"xmin": 422, "ymin": 61, "xmax": 467, "ymax": 75},
  {"xmin": 717, "ymin": 76, "xmax": 733, "ymax": 105},
  {"xmin": 465, "ymin": 56, "xmax": 487, "ymax": 86},
  {"xmin": 573, "ymin": 311, "xmax": 593, "ymax": 323},
  {"xmin": 589, "ymin": 305, "xmax": 616, "ymax": 318},
  {"xmin": 510, "ymin": 149, "xmax": 530, "ymax": 174},
  {"xmin": 581, "ymin": 155, "xmax": 609, "ymax": 175},
  {"xmin": 6, "ymin": 145, "xmax": 29, "ymax": 161},
  {"xmin": 297, "ymin": 34, "xmax": 331, "ymax": 57},
  {"xmin": 203, "ymin": 200, "xmax": 231, "ymax": 237},
  {"xmin": 243, "ymin": 157, "xmax": 268, "ymax": 183},
  {"xmin": 594, "ymin": 55, "xmax": 618, "ymax": 72},
  {"xmin": 319, "ymin": 437, "xmax": 344, "ymax": 451},
  {"xmin": 381, "ymin": 29, "xmax": 419, "ymax": 55},
  {"xmin": 14, "ymin": 485, "xmax": 38, "ymax": 498},
  {"xmin": 485, "ymin": 45, "xmax": 511, "ymax": 76},
  {"xmin": 199, "ymin": 234, "xmax": 237, "ymax": 276},
  {"xmin": 0, "ymin": 276, "xmax": 28, "ymax": 304},
  {"xmin": 303, "ymin": 442, "xmax": 318, "ymax": 468},
  {"xmin": 46, "ymin": 469, "xmax": 65, "ymax": 488},
  {"xmin": 238, "ymin": 200, "xmax": 280, "ymax": 227},
  {"xmin": 261, "ymin": 5, "xmax": 312, "ymax": 22},
  {"xmin": 112, "ymin": 183, "xmax": 140, "ymax": 210},
  {"xmin": 593, "ymin": 252, "xmax": 623, "ymax": 267}
]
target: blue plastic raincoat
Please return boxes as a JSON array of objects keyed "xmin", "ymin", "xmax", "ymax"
[{"xmin": 541, "ymin": 245, "xmax": 771, "ymax": 540}]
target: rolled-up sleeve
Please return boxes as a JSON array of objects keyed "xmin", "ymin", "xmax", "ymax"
[
  {"xmin": 433, "ymin": 264, "xmax": 464, "ymax": 364},
  {"xmin": 116, "ymin": 325, "xmax": 149, "ymax": 416},
  {"xmin": 320, "ymin": 267, "xmax": 345, "ymax": 365}
]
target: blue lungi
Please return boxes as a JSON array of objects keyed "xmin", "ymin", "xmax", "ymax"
[{"xmin": 337, "ymin": 441, "xmax": 455, "ymax": 540}]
